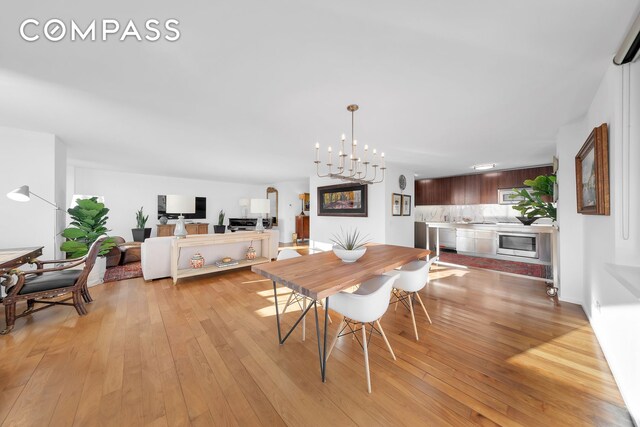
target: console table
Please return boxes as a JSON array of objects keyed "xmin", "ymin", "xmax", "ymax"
[
  {"xmin": 170, "ymin": 231, "xmax": 271, "ymax": 284},
  {"xmin": 157, "ymin": 223, "xmax": 209, "ymax": 237}
]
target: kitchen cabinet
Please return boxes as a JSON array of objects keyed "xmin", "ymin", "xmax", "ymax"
[
  {"xmin": 415, "ymin": 165, "xmax": 553, "ymax": 206},
  {"xmin": 464, "ymin": 174, "xmax": 482, "ymax": 205},
  {"xmin": 416, "ymin": 178, "xmax": 451, "ymax": 205},
  {"xmin": 480, "ymin": 173, "xmax": 500, "ymax": 204},
  {"xmin": 498, "ymin": 166, "xmax": 553, "ymax": 189},
  {"xmin": 450, "ymin": 176, "xmax": 466, "ymax": 205}
]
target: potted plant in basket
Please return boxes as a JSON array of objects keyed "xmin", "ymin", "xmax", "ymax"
[
  {"xmin": 511, "ymin": 174, "xmax": 557, "ymax": 225},
  {"xmin": 331, "ymin": 228, "xmax": 370, "ymax": 263},
  {"xmin": 132, "ymin": 206, "xmax": 151, "ymax": 242},
  {"xmin": 214, "ymin": 209, "xmax": 226, "ymax": 233},
  {"xmin": 60, "ymin": 197, "xmax": 116, "ymax": 286}
]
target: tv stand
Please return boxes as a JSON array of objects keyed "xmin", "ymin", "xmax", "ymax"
[{"xmin": 157, "ymin": 223, "xmax": 209, "ymax": 237}]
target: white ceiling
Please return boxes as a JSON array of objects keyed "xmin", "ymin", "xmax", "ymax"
[{"xmin": 1, "ymin": 0, "xmax": 638, "ymax": 183}]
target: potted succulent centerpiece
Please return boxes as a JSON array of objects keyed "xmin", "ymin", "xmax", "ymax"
[
  {"xmin": 331, "ymin": 228, "xmax": 370, "ymax": 263},
  {"xmin": 132, "ymin": 206, "xmax": 151, "ymax": 242},
  {"xmin": 511, "ymin": 174, "xmax": 557, "ymax": 225},
  {"xmin": 60, "ymin": 197, "xmax": 116, "ymax": 286},
  {"xmin": 213, "ymin": 209, "xmax": 226, "ymax": 234}
]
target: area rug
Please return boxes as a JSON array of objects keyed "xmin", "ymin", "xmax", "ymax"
[
  {"xmin": 103, "ymin": 262, "xmax": 143, "ymax": 283},
  {"xmin": 438, "ymin": 252, "xmax": 552, "ymax": 279}
]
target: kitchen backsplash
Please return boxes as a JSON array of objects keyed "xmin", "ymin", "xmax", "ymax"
[{"xmin": 415, "ymin": 204, "xmax": 553, "ymax": 224}]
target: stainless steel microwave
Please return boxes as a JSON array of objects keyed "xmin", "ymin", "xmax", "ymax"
[{"xmin": 498, "ymin": 187, "xmax": 532, "ymax": 205}]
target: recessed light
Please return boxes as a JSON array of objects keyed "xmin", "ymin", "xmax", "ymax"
[
  {"xmin": 414, "ymin": 173, "xmax": 419, "ymax": 177},
  {"xmin": 472, "ymin": 163, "xmax": 496, "ymax": 171}
]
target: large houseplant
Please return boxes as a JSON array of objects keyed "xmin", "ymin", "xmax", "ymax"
[
  {"xmin": 511, "ymin": 174, "xmax": 557, "ymax": 224},
  {"xmin": 132, "ymin": 206, "xmax": 151, "ymax": 242},
  {"xmin": 61, "ymin": 197, "xmax": 115, "ymax": 285}
]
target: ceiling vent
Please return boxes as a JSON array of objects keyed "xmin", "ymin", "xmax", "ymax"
[{"xmin": 614, "ymin": 12, "xmax": 640, "ymax": 65}]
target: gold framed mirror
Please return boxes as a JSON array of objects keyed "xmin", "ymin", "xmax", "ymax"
[{"xmin": 266, "ymin": 187, "xmax": 278, "ymax": 226}]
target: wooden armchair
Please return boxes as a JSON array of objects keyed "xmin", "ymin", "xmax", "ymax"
[{"xmin": 0, "ymin": 237, "xmax": 105, "ymax": 335}]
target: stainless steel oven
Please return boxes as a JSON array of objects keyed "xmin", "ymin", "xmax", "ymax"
[{"xmin": 496, "ymin": 232, "xmax": 539, "ymax": 258}]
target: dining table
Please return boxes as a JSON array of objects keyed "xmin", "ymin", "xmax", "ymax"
[{"xmin": 251, "ymin": 244, "xmax": 430, "ymax": 382}]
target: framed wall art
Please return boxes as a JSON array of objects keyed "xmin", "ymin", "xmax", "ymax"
[
  {"xmin": 575, "ymin": 123, "xmax": 609, "ymax": 215},
  {"xmin": 317, "ymin": 183, "xmax": 368, "ymax": 217},
  {"xmin": 401, "ymin": 194, "xmax": 412, "ymax": 216},
  {"xmin": 392, "ymin": 193, "xmax": 402, "ymax": 216}
]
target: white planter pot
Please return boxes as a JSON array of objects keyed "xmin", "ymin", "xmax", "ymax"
[
  {"xmin": 332, "ymin": 247, "xmax": 367, "ymax": 263},
  {"xmin": 87, "ymin": 256, "xmax": 106, "ymax": 287}
]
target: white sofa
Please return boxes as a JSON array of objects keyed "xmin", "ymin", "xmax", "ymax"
[{"xmin": 141, "ymin": 229, "xmax": 279, "ymax": 281}]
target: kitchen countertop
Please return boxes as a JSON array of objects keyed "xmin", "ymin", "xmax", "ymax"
[{"xmin": 419, "ymin": 221, "xmax": 557, "ymax": 233}]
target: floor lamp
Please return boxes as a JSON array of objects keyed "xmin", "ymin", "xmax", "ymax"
[
  {"xmin": 6, "ymin": 185, "xmax": 63, "ymax": 256},
  {"xmin": 166, "ymin": 195, "xmax": 195, "ymax": 238}
]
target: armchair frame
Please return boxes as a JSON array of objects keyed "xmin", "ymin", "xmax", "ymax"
[{"xmin": 0, "ymin": 237, "xmax": 105, "ymax": 334}]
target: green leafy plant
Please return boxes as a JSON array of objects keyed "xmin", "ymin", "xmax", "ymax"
[
  {"xmin": 218, "ymin": 209, "xmax": 225, "ymax": 226},
  {"xmin": 511, "ymin": 175, "xmax": 557, "ymax": 221},
  {"xmin": 60, "ymin": 197, "xmax": 115, "ymax": 258},
  {"xmin": 330, "ymin": 227, "xmax": 370, "ymax": 250},
  {"xmin": 135, "ymin": 206, "xmax": 149, "ymax": 229}
]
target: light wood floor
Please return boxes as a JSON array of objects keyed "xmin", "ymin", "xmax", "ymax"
[{"xmin": 0, "ymin": 265, "xmax": 631, "ymax": 426}]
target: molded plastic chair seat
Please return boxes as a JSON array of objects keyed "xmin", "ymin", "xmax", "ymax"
[
  {"xmin": 385, "ymin": 259, "xmax": 433, "ymax": 340},
  {"xmin": 327, "ymin": 274, "xmax": 398, "ymax": 393}
]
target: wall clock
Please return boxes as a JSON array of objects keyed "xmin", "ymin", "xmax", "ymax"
[{"xmin": 399, "ymin": 174, "xmax": 407, "ymax": 191}]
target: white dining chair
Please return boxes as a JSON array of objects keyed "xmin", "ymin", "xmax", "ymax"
[
  {"xmin": 277, "ymin": 249, "xmax": 330, "ymax": 340},
  {"xmin": 385, "ymin": 259, "xmax": 434, "ymax": 341},
  {"xmin": 326, "ymin": 274, "xmax": 398, "ymax": 393}
]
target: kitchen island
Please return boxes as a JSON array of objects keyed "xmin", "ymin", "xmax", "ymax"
[{"xmin": 416, "ymin": 221, "xmax": 559, "ymax": 295}]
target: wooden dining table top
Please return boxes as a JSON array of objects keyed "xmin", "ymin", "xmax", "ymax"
[
  {"xmin": 0, "ymin": 247, "xmax": 43, "ymax": 271},
  {"xmin": 252, "ymin": 244, "xmax": 430, "ymax": 300}
]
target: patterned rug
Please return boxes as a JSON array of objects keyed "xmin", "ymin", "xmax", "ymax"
[
  {"xmin": 438, "ymin": 252, "xmax": 552, "ymax": 279},
  {"xmin": 104, "ymin": 262, "xmax": 143, "ymax": 283}
]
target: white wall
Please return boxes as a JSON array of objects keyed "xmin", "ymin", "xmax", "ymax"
[
  {"xmin": 385, "ymin": 165, "xmax": 415, "ymax": 247},
  {"xmin": 70, "ymin": 167, "xmax": 267, "ymax": 241},
  {"xmin": 269, "ymin": 178, "xmax": 309, "ymax": 243},
  {"xmin": 0, "ymin": 127, "xmax": 65, "ymax": 259},
  {"xmin": 556, "ymin": 62, "xmax": 640, "ymax": 423},
  {"xmin": 309, "ymin": 162, "xmax": 415, "ymax": 250}
]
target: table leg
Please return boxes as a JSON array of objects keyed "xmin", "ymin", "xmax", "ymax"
[
  {"xmin": 272, "ymin": 280, "xmax": 282, "ymax": 344},
  {"xmin": 272, "ymin": 280, "xmax": 316, "ymax": 345},
  {"xmin": 322, "ymin": 296, "xmax": 329, "ymax": 382},
  {"xmin": 314, "ymin": 296, "xmax": 330, "ymax": 382}
]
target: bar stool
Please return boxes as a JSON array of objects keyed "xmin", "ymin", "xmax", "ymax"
[{"xmin": 326, "ymin": 274, "xmax": 398, "ymax": 393}]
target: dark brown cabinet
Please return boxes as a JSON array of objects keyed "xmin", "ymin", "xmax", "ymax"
[
  {"xmin": 295, "ymin": 215, "xmax": 310, "ymax": 241},
  {"xmin": 480, "ymin": 172, "xmax": 500, "ymax": 204},
  {"xmin": 463, "ymin": 174, "xmax": 482, "ymax": 205},
  {"xmin": 415, "ymin": 166, "xmax": 553, "ymax": 206}
]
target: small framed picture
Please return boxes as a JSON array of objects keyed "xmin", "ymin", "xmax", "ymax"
[
  {"xmin": 392, "ymin": 193, "xmax": 402, "ymax": 216},
  {"xmin": 401, "ymin": 194, "xmax": 412, "ymax": 216}
]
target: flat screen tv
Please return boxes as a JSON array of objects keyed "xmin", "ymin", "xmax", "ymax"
[{"xmin": 157, "ymin": 195, "xmax": 206, "ymax": 219}]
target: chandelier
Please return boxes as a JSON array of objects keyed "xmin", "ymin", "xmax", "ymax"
[{"xmin": 314, "ymin": 104, "xmax": 386, "ymax": 184}]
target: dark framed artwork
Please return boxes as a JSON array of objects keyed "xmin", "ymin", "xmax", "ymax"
[
  {"xmin": 575, "ymin": 123, "xmax": 609, "ymax": 215},
  {"xmin": 401, "ymin": 195, "xmax": 412, "ymax": 216},
  {"xmin": 317, "ymin": 183, "xmax": 368, "ymax": 217},
  {"xmin": 392, "ymin": 193, "xmax": 402, "ymax": 216}
]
